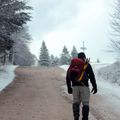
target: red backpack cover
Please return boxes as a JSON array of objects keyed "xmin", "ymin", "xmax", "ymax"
[{"xmin": 68, "ymin": 58, "xmax": 85, "ymax": 81}]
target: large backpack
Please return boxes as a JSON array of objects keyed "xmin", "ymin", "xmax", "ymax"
[{"xmin": 68, "ymin": 58, "xmax": 88, "ymax": 82}]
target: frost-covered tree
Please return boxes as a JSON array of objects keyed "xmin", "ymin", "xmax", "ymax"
[
  {"xmin": 96, "ymin": 58, "xmax": 100, "ymax": 63},
  {"xmin": 39, "ymin": 41, "xmax": 50, "ymax": 66},
  {"xmin": 71, "ymin": 46, "xmax": 78, "ymax": 58},
  {"xmin": 50, "ymin": 54, "xmax": 55, "ymax": 66},
  {"xmin": 110, "ymin": 0, "xmax": 120, "ymax": 56},
  {"xmin": 60, "ymin": 46, "xmax": 71, "ymax": 65},
  {"xmin": 11, "ymin": 26, "xmax": 35, "ymax": 66},
  {"xmin": 50, "ymin": 54, "xmax": 60, "ymax": 66},
  {"xmin": 54, "ymin": 56, "xmax": 60, "ymax": 66},
  {"xmin": 0, "ymin": 0, "xmax": 32, "ymax": 65},
  {"xmin": 13, "ymin": 45, "xmax": 35, "ymax": 66}
]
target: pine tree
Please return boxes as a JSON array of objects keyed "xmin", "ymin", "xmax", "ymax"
[
  {"xmin": 50, "ymin": 54, "xmax": 60, "ymax": 66},
  {"xmin": 71, "ymin": 46, "xmax": 78, "ymax": 58},
  {"xmin": 50, "ymin": 54, "xmax": 55, "ymax": 66},
  {"xmin": 96, "ymin": 58, "xmax": 100, "ymax": 63},
  {"xmin": 60, "ymin": 46, "xmax": 71, "ymax": 65},
  {"xmin": 54, "ymin": 56, "xmax": 60, "ymax": 66},
  {"xmin": 39, "ymin": 41, "xmax": 50, "ymax": 66}
]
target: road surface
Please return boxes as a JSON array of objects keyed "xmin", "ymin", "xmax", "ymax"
[{"xmin": 0, "ymin": 66, "xmax": 119, "ymax": 120}]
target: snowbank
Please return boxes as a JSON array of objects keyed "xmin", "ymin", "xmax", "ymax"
[
  {"xmin": 0, "ymin": 65, "xmax": 18, "ymax": 91},
  {"xmin": 96, "ymin": 61, "xmax": 120, "ymax": 86}
]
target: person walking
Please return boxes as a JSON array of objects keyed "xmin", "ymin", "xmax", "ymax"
[{"xmin": 66, "ymin": 52, "xmax": 97, "ymax": 120}]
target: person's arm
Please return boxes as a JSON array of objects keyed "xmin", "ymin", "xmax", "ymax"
[
  {"xmin": 87, "ymin": 64, "xmax": 97, "ymax": 94},
  {"xmin": 66, "ymin": 69, "xmax": 72, "ymax": 94}
]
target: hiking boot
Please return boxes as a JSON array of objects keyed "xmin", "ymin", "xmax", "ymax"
[
  {"xmin": 73, "ymin": 102, "xmax": 80, "ymax": 120},
  {"xmin": 74, "ymin": 116, "xmax": 79, "ymax": 120},
  {"xmin": 82, "ymin": 105, "xmax": 89, "ymax": 120}
]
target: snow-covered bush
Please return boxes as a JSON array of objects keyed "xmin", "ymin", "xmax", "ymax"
[{"xmin": 97, "ymin": 61, "xmax": 120, "ymax": 85}]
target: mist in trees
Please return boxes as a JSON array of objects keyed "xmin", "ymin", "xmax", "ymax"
[
  {"xmin": 12, "ymin": 27, "xmax": 35, "ymax": 66},
  {"xmin": 71, "ymin": 46, "xmax": 78, "ymax": 58}
]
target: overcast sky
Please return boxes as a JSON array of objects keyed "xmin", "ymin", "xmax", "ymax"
[{"xmin": 28, "ymin": 0, "xmax": 116, "ymax": 63}]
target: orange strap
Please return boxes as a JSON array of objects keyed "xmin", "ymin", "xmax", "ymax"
[{"xmin": 78, "ymin": 64, "xmax": 88, "ymax": 81}]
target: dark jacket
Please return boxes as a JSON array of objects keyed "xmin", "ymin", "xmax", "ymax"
[{"xmin": 66, "ymin": 63, "xmax": 97, "ymax": 89}]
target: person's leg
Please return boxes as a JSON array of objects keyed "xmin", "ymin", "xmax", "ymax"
[
  {"xmin": 80, "ymin": 86, "xmax": 90, "ymax": 120},
  {"xmin": 72, "ymin": 86, "xmax": 81, "ymax": 120},
  {"xmin": 82, "ymin": 105, "xmax": 89, "ymax": 120}
]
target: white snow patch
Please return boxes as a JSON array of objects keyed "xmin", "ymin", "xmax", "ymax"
[
  {"xmin": 60, "ymin": 65, "xmax": 69, "ymax": 71},
  {"xmin": 0, "ymin": 65, "xmax": 18, "ymax": 91}
]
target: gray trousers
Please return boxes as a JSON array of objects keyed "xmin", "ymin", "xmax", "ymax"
[
  {"xmin": 72, "ymin": 86, "xmax": 90, "ymax": 105},
  {"xmin": 72, "ymin": 86, "xmax": 90, "ymax": 119}
]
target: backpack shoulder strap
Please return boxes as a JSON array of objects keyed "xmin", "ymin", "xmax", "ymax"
[
  {"xmin": 77, "ymin": 58, "xmax": 90, "ymax": 82},
  {"xmin": 78, "ymin": 63, "xmax": 88, "ymax": 81}
]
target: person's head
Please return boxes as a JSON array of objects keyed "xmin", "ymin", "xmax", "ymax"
[{"xmin": 78, "ymin": 52, "xmax": 86, "ymax": 61}]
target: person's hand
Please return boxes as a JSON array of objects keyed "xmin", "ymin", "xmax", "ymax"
[
  {"xmin": 68, "ymin": 87, "xmax": 72, "ymax": 94},
  {"xmin": 91, "ymin": 87, "xmax": 97, "ymax": 94}
]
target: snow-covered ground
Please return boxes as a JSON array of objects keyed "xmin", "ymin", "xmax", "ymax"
[
  {"xmin": 0, "ymin": 65, "xmax": 17, "ymax": 91},
  {"xmin": 60, "ymin": 62, "xmax": 120, "ymax": 120},
  {"xmin": 95, "ymin": 61, "xmax": 120, "ymax": 86}
]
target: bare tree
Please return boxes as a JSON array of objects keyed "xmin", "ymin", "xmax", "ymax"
[{"xmin": 110, "ymin": 0, "xmax": 120, "ymax": 56}]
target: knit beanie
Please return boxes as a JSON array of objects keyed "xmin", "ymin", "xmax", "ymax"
[{"xmin": 78, "ymin": 52, "xmax": 86, "ymax": 59}]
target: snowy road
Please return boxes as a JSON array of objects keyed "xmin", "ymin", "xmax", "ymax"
[
  {"xmin": 0, "ymin": 64, "xmax": 120, "ymax": 120},
  {"xmin": 0, "ymin": 67, "xmax": 74, "ymax": 120}
]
